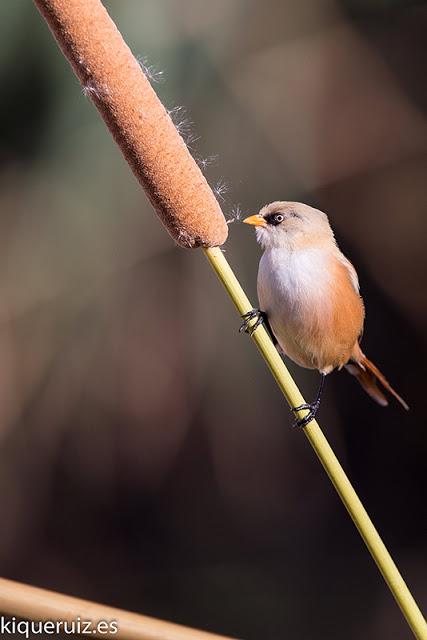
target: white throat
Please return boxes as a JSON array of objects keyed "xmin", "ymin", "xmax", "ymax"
[
  {"xmin": 255, "ymin": 226, "xmax": 298, "ymax": 250},
  {"xmin": 258, "ymin": 245, "xmax": 332, "ymax": 312}
]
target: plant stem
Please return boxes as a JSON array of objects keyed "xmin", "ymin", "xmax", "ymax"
[
  {"xmin": 0, "ymin": 578, "xmax": 234, "ymax": 640},
  {"xmin": 204, "ymin": 245, "xmax": 427, "ymax": 640}
]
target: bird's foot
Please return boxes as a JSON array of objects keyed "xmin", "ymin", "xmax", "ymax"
[
  {"xmin": 239, "ymin": 309, "xmax": 267, "ymax": 336},
  {"xmin": 291, "ymin": 401, "xmax": 321, "ymax": 428},
  {"xmin": 291, "ymin": 374, "xmax": 325, "ymax": 428}
]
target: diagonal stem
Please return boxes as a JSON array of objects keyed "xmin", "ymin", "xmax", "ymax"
[
  {"xmin": 204, "ymin": 246, "xmax": 427, "ymax": 640},
  {"xmin": 0, "ymin": 578, "xmax": 235, "ymax": 640}
]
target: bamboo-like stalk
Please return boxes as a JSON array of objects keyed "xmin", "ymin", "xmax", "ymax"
[
  {"xmin": 26, "ymin": 1, "xmax": 427, "ymax": 639},
  {"xmin": 0, "ymin": 578, "xmax": 235, "ymax": 640},
  {"xmin": 204, "ymin": 246, "xmax": 427, "ymax": 640}
]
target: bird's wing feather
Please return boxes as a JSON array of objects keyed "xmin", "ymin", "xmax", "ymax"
[{"xmin": 336, "ymin": 253, "xmax": 360, "ymax": 293}]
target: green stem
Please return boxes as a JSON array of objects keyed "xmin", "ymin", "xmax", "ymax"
[{"xmin": 204, "ymin": 245, "xmax": 427, "ymax": 640}]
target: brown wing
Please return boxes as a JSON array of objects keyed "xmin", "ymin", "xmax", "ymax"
[{"xmin": 315, "ymin": 254, "xmax": 365, "ymax": 370}]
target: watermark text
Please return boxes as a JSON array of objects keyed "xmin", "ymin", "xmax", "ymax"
[{"xmin": 0, "ymin": 616, "xmax": 118, "ymax": 637}]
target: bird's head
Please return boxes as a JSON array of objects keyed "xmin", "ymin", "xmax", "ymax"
[{"xmin": 243, "ymin": 201, "xmax": 334, "ymax": 250}]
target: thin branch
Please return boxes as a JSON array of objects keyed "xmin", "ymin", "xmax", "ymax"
[
  {"xmin": 204, "ymin": 246, "xmax": 427, "ymax": 640},
  {"xmin": 0, "ymin": 578, "xmax": 234, "ymax": 640}
]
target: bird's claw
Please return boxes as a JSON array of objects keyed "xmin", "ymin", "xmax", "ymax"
[
  {"xmin": 239, "ymin": 309, "xmax": 266, "ymax": 335},
  {"xmin": 291, "ymin": 401, "xmax": 320, "ymax": 428}
]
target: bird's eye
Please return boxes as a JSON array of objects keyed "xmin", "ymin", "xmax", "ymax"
[{"xmin": 274, "ymin": 214, "xmax": 284, "ymax": 223}]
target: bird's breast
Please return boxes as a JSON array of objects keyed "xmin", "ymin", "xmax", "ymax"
[
  {"xmin": 258, "ymin": 247, "xmax": 331, "ymax": 319},
  {"xmin": 257, "ymin": 246, "xmax": 364, "ymax": 372}
]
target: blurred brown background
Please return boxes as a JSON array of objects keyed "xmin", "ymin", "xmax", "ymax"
[{"xmin": 0, "ymin": 1, "xmax": 426, "ymax": 638}]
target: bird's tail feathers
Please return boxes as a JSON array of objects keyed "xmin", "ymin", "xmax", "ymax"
[{"xmin": 345, "ymin": 353, "xmax": 409, "ymax": 410}]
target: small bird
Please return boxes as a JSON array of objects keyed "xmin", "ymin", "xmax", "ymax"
[{"xmin": 242, "ymin": 201, "xmax": 408, "ymax": 427}]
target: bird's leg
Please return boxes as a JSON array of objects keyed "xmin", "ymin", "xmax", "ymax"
[
  {"xmin": 239, "ymin": 309, "xmax": 277, "ymax": 344},
  {"xmin": 292, "ymin": 374, "xmax": 326, "ymax": 428}
]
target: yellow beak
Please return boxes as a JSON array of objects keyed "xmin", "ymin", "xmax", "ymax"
[{"xmin": 242, "ymin": 214, "xmax": 267, "ymax": 227}]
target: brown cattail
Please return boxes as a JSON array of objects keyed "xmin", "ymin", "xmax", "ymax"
[{"xmin": 33, "ymin": 0, "xmax": 228, "ymax": 248}]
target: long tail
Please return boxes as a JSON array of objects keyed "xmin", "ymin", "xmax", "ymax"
[{"xmin": 345, "ymin": 352, "xmax": 409, "ymax": 410}]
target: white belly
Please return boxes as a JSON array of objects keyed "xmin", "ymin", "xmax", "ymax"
[{"xmin": 257, "ymin": 247, "xmax": 332, "ymax": 369}]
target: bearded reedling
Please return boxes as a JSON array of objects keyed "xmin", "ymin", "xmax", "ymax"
[{"xmin": 241, "ymin": 201, "xmax": 408, "ymax": 427}]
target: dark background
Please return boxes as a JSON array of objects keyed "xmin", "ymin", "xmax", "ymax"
[{"xmin": 0, "ymin": 1, "xmax": 426, "ymax": 638}]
